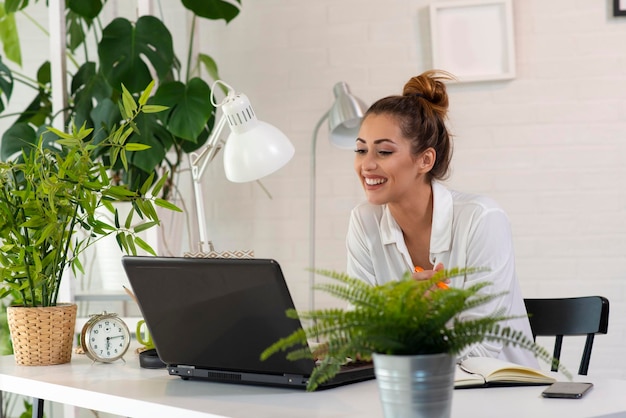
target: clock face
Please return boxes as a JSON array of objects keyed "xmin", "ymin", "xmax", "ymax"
[{"xmin": 83, "ymin": 314, "xmax": 131, "ymax": 362}]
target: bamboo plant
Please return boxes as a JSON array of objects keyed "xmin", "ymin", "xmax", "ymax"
[
  {"xmin": 262, "ymin": 268, "xmax": 567, "ymax": 391},
  {"xmin": 0, "ymin": 81, "xmax": 180, "ymax": 307}
]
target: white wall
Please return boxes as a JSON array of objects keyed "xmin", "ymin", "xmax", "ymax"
[{"xmin": 194, "ymin": 0, "xmax": 626, "ymax": 379}]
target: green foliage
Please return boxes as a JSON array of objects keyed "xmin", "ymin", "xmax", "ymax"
[
  {"xmin": 0, "ymin": 5, "xmax": 20, "ymax": 67},
  {"xmin": 0, "ymin": 55, "xmax": 14, "ymax": 113},
  {"xmin": 19, "ymin": 400, "xmax": 36, "ymax": 418},
  {"xmin": 183, "ymin": 0, "xmax": 241, "ymax": 22},
  {"xmin": 0, "ymin": 299, "xmax": 12, "ymax": 355},
  {"xmin": 261, "ymin": 268, "xmax": 567, "ymax": 391},
  {"xmin": 0, "ymin": 81, "xmax": 181, "ymax": 307},
  {"xmin": 0, "ymin": 0, "xmax": 241, "ymax": 200}
]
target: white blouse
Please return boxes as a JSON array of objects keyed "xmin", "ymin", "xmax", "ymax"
[{"xmin": 346, "ymin": 181, "xmax": 539, "ymax": 368}]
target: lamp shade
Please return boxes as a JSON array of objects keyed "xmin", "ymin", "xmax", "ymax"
[
  {"xmin": 327, "ymin": 82, "xmax": 368, "ymax": 149},
  {"xmin": 222, "ymin": 92, "xmax": 295, "ymax": 183}
]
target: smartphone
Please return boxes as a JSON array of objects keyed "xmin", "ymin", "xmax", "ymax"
[{"xmin": 541, "ymin": 382, "xmax": 593, "ymax": 399}]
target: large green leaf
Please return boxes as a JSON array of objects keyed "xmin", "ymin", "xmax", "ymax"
[
  {"xmin": 98, "ymin": 16, "xmax": 174, "ymax": 94},
  {"xmin": 66, "ymin": 0, "xmax": 100, "ymax": 52},
  {"xmin": 90, "ymin": 98, "xmax": 121, "ymax": 147},
  {"xmin": 0, "ymin": 5, "xmax": 21, "ymax": 66},
  {"xmin": 66, "ymin": 10, "xmax": 88, "ymax": 52},
  {"xmin": 0, "ymin": 122, "xmax": 36, "ymax": 161},
  {"xmin": 14, "ymin": 89, "xmax": 52, "ymax": 126},
  {"xmin": 151, "ymin": 78, "xmax": 213, "ymax": 142},
  {"xmin": 68, "ymin": 0, "xmax": 103, "ymax": 19},
  {"xmin": 182, "ymin": 0, "xmax": 241, "ymax": 23},
  {"xmin": 179, "ymin": 118, "xmax": 212, "ymax": 153},
  {"xmin": 36, "ymin": 60, "xmax": 51, "ymax": 85},
  {"xmin": 198, "ymin": 53, "xmax": 227, "ymax": 93},
  {"xmin": 0, "ymin": 56, "xmax": 13, "ymax": 112},
  {"xmin": 128, "ymin": 119, "xmax": 171, "ymax": 170},
  {"xmin": 4, "ymin": 0, "xmax": 30, "ymax": 14},
  {"xmin": 118, "ymin": 112, "xmax": 173, "ymax": 183},
  {"xmin": 13, "ymin": 61, "xmax": 53, "ymax": 127},
  {"xmin": 71, "ymin": 62, "xmax": 112, "ymax": 130}
]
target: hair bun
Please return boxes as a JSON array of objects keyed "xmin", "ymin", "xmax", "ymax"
[{"xmin": 402, "ymin": 70, "xmax": 453, "ymax": 112}]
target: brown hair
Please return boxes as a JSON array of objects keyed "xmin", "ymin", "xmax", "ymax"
[{"xmin": 364, "ymin": 70, "xmax": 454, "ymax": 180}]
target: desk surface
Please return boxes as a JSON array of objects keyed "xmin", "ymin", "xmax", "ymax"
[{"xmin": 1, "ymin": 353, "xmax": 626, "ymax": 418}]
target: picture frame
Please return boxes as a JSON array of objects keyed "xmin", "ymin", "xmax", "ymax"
[
  {"xmin": 429, "ymin": 0, "xmax": 516, "ymax": 83},
  {"xmin": 614, "ymin": 0, "xmax": 626, "ymax": 16}
]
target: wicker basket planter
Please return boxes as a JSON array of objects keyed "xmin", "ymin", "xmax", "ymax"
[{"xmin": 7, "ymin": 304, "xmax": 77, "ymax": 366}]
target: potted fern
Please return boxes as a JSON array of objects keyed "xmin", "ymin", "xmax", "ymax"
[
  {"xmin": 0, "ymin": 81, "xmax": 180, "ymax": 366},
  {"xmin": 262, "ymin": 268, "xmax": 562, "ymax": 418}
]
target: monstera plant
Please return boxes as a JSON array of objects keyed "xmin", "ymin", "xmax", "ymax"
[{"xmin": 0, "ymin": 0, "xmax": 241, "ymax": 200}]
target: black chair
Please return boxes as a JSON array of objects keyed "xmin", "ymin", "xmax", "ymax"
[{"xmin": 524, "ymin": 296, "xmax": 609, "ymax": 375}]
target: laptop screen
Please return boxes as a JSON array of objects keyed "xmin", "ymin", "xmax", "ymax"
[{"xmin": 122, "ymin": 256, "xmax": 315, "ymax": 376}]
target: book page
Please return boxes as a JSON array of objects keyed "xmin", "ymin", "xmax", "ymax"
[
  {"xmin": 454, "ymin": 364, "xmax": 487, "ymax": 388},
  {"xmin": 460, "ymin": 357, "xmax": 556, "ymax": 384}
]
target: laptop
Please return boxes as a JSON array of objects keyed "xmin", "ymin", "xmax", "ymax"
[{"xmin": 121, "ymin": 256, "xmax": 375, "ymax": 389}]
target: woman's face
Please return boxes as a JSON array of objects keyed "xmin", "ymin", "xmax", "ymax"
[{"xmin": 354, "ymin": 113, "xmax": 428, "ymax": 206}]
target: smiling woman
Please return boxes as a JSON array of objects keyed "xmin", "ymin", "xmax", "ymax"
[{"xmin": 346, "ymin": 70, "xmax": 538, "ymax": 368}]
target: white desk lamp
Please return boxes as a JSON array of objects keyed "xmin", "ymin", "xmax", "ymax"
[
  {"xmin": 309, "ymin": 82, "xmax": 367, "ymax": 311},
  {"xmin": 188, "ymin": 80, "xmax": 295, "ymax": 256}
]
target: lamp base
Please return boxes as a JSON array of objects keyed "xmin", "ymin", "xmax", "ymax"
[
  {"xmin": 184, "ymin": 249, "xmax": 254, "ymax": 258},
  {"xmin": 184, "ymin": 241, "xmax": 254, "ymax": 259}
]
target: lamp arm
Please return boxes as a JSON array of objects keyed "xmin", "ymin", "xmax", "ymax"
[
  {"xmin": 309, "ymin": 110, "xmax": 330, "ymax": 314},
  {"xmin": 191, "ymin": 114, "xmax": 228, "ymax": 182},
  {"xmin": 189, "ymin": 114, "xmax": 229, "ymax": 253}
]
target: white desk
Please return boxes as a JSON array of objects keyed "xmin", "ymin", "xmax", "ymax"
[{"xmin": 1, "ymin": 353, "xmax": 626, "ymax": 418}]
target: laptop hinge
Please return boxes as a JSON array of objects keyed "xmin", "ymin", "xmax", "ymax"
[
  {"xmin": 169, "ymin": 364, "xmax": 195, "ymax": 377},
  {"xmin": 284, "ymin": 374, "xmax": 308, "ymax": 385}
]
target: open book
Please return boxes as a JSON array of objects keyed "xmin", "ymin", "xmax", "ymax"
[{"xmin": 454, "ymin": 357, "xmax": 556, "ymax": 389}]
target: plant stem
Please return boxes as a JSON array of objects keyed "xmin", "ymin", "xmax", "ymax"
[
  {"xmin": 20, "ymin": 11, "xmax": 49, "ymax": 37},
  {"xmin": 11, "ymin": 73, "xmax": 42, "ymax": 90},
  {"xmin": 50, "ymin": 175, "xmax": 82, "ymax": 306},
  {"xmin": 8, "ymin": 167, "xmax": 39, "ymax": 306},
  {"xmin": 20, "ymin": 219, "xmax": 37, "ymax": 307},
  {"xmin": 0, "ymin": 111, "xmax": 31, "ymax": 120},
  {"xmin": 185, "ymin": 15, "xmax": 197, "ymax": 83}
]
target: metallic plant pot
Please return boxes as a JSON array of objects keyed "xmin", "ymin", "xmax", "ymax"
[{"xmin": 373, "ymin": 352, "xmax": 456, "ymax": 418}]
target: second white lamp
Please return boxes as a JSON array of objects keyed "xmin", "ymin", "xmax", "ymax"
[{"xmin": 309, "ymin": 82, "xmax": 368, "ymax": 312}]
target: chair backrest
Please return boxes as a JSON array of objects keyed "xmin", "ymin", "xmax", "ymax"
[{"xmin": 524, "ymin": 296, "xmax": 609, "ymax": 375}]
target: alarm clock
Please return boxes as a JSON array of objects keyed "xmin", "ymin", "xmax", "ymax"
[{"xmin": 80, "ymin": 311, "xmax": 131, "ymax": 363}]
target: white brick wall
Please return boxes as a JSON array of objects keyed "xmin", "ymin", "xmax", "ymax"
[{"xmin": 196, "ymin": 0, "xmax": 626, "ymax": 379}]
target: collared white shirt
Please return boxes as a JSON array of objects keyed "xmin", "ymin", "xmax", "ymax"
[{"xmin": 346, "ymin": 181, "xmax": 539, "ymax": 368}]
